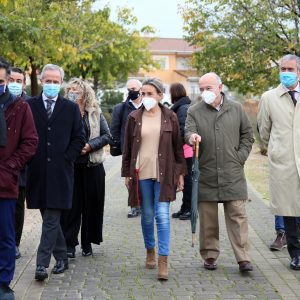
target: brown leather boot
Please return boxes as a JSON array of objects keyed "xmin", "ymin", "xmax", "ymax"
[
  {"xmin": 146, "ymin": 249, "xmax": 156, "ymax": 269},
  {"xmin": 158, "ymin": 255, "xmax": 168, "ymax": 280}
]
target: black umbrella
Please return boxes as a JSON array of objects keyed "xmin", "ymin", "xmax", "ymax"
[{"xmin": 191, "ymin": 140, "xmax": 200, "ymax": 247}]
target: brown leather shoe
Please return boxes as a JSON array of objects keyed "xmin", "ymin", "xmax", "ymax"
[
  {"xmin": 239, "ymin": 261, "xmax": 253, "ymax": 272},
  {"xmin": 269, "ymin": 232, "xmax": 287, "ymax": 251},
  {"xmin": 158, "ymin": 255, "xmax": 168, "ymax": 280},
  {"xmin": 204, "ymin": 258, "xmax": 217, "ymax": 270},
  {"xmin": 146, "ymin": 249, "xmax": 156, "ymax": 269}
]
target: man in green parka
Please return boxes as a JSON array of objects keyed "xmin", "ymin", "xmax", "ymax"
[{"xmin": 185, "ymin": 72, "xmax": 254, "ymax": 272}]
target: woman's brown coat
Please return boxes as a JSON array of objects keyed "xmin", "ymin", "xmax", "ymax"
[{"xmin": 122, "ymin": 104, "xmax": 187, "ymax": 206}]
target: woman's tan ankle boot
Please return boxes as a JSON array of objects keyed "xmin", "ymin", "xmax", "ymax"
[
  {"xmin": 158, "ymin": 255, "xmax": 168, "ymax": 280},
  {"xmin": 146, "ymin": 249, "xmax": 156, "ymax": 269}
]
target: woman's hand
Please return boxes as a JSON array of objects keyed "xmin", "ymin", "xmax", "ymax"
[
  {"xmin": 125, "ymin": 177, "xmax": 132, "ymax": 190},
  {"xmin": 176, "ymin": 174, "xmax": 184, "ymax": 192},
  {"xmin": 81, "ymin": 143, "xmax": 92, "ymax": 155}
]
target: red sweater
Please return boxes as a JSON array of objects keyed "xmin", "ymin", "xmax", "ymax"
[{"xmin": 0, "ymin": 97, "xmax": 38, "ymax": 199}]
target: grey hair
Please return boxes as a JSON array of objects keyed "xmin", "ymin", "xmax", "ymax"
[
  {"xmin": 41, "ymin": 64, "xmax": 65, "ymax": 81},
  {"xmin": 280, "ymin": 54, "xmax": 300, "ymax": 71},
  {"xmin": 126, "ymin": 79, "xmax": 142, "ymax": 89},
  {"xmin": 200, "ymin": 72, "xmax": 222, "ymax": 84},
  {"xmin": 142, "ymin": 77, "xmax": 164, "ymax": 94}
]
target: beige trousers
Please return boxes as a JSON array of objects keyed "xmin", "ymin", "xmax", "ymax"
[{"xmin": 198, "ymin": 200, "xmax": 251, "ymax": 263}]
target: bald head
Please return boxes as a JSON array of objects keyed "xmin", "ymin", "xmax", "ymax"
[
  {"xmin": 199, "ymin": 72, "xmax": 223, "ymax": 107},
  {"xmin": 199, "ymin": 72, "xmax": 222, "ymax": 86}
]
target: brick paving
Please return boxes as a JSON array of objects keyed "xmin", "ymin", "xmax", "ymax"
[{"xmin": 11, "ymin": 155, "xmax": 300, "ymax": 300}]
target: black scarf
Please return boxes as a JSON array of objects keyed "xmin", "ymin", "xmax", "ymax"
[{"xmin": 0, "ymin": 88, "xmax": 11, "ymax": 147}]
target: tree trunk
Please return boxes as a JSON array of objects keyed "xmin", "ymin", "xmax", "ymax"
[
  {"xmin": 93, "ymin": 73, "xmax": 99, "ymax": 93},
  {"xmin": 29, "ymin": 57, "xmax": 39, "ymax": 96}
]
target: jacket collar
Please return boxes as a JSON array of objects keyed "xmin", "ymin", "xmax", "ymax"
[
  {"xmin": 171, "ymin": 96, "xmax": 191, "ymax": 112},
  {"xmin": 276, "ymin": 82, "xmax": 300, "ymax": 97}
]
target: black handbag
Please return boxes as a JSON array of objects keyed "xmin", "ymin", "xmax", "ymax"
[{"xmin": 110, "ymin": 139, "xmax": 122, "ymax": 156}]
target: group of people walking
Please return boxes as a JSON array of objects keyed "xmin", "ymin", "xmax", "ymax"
[{"xmin": 1, "ymin": 53, "xmax": 300, "ymax": 300}]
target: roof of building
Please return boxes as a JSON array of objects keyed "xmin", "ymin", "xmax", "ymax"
[{"xmin": 146, "ymin": 38, "xmax": 195, "ymax": 54}]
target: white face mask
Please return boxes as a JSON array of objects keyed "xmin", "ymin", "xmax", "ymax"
[
  {"xmin": 142, "ymin": 97, "xmax": 157, "ymax": 111},
  {"xmin": 201, "ymin": 90, "xmax": 217, "ymax": 105}
]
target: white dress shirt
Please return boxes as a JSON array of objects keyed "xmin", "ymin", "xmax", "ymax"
[{"xmin": 42, "ymin": 93, "xmax": 58, "ymax": 113}]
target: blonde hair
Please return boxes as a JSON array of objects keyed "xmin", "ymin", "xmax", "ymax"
[{"xmin": 65, "ymin": 78, "xmax": 98, "ymax": 110}]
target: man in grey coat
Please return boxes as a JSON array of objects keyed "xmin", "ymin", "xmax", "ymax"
[{"xmin": 185, "ymin": 72, "xmax": 254, "ymax": 272}]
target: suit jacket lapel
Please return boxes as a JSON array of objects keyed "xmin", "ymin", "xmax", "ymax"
[{"xmin": 35, "ymin": 94, "xmax": 48, "ymax": 122}]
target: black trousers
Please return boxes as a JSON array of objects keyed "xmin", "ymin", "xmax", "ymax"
[
  {"xmin": 61, "ymin": 163, "xmax": 105, "ymax": 251},
  {"xmin": 283, "ymin": 216, "xmax": 300, "ymax": 259},
  {"xmin": 15, "ymin": 186, "xmax": 26, "ymax": 247},
  {"xmin": 36, "ymin": 209, "xmax": 67, "ymax": 267},
  {"xmin": 181, "ymin": 157, "xmax": 193, "ymax": 212}
]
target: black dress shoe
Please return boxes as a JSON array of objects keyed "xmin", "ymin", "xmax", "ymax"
[
  {"xmin": 52, "ymin": 260, "xmax": 69, "ymax": 274},
  {"xmin": 179, "ymin": 211, "xmax": 191, "ymax": 220},
  {"xmin": 82, "ymin": 244, "xmax": 93, "ymax": 257},
  {"xmin": 239, "ymin": 261, "xmax": 253, "ymax": 272},
  {"xmin": 172, "ymin": 210, "xmax": 183, "ymax": 218},
  {"xmin": 290, "ymin": 256, "xmax": 300, "ymax": 270},
  {"xmin": 15, "ymin": 246, "xmax": 21, "ymax": 259},
  {"xmin": 0, "ymin": 284, "xmax": 15, "ymax": 300},
  {"xmin": 35, "ymin": 265, "xmax": 48, "ymax": 281}
]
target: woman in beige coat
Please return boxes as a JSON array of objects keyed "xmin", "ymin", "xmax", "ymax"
[{"xmin": 257, "ymin": 54, "xmax": 300, "ymax": 270}]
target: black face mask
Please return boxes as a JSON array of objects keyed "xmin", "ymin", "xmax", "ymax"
[{"xmin": 128, "ymin": 89, "xmax": 140, "ymax": 101}]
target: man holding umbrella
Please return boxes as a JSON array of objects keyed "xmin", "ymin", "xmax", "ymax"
[{"xmin": 185, "ymin": 72, "xmax": 254, "ymax": 272}]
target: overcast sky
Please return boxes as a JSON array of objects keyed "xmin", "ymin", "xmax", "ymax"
[{"xmin": 93, "ymin": 0, "xmax": 185, "ymax": 38}]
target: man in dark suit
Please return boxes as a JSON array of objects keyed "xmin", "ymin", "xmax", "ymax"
[
  {"xmin": 8, "ymin": 67, "xmax": 30, "ymax": 259},
  {"xmin": 26, "ymin": 64, "xmax": 85, "ymax": 281}
]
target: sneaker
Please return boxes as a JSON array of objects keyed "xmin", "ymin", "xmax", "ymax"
[
  {"xmin": 172, "ymin": 210, "xmax": 183, "ymax": 218},
  {"xmin": 0, "ymin": 284, "xmax": 15, "ymax": 300},
  {"xmin": 179, "ymin": 211, "xmax": 191, "ymax": 220},
  {"xmin": 127, "ymin": 207, "xmax": 139, "ymax": 218},
  {"xmin": 270, "ymin": 232, "xmax": 287, "ymax": 251}
]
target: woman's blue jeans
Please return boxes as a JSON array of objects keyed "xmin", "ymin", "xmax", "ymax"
[{"xmin": 139, "ymin": 179, "xmax": 170, "ymax": 256}]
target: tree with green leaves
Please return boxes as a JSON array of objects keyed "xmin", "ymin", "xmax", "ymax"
[
  {"xmin": 0, "ymin": 0, "xmax": 153, "ymax": 95},
  {"xmin": 181, "ymin": 0, "xmax": 300, "ymax": 95}
]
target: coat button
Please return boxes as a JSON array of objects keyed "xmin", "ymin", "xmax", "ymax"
[
  {"xmin": 48, "ymin": 127, "xmax": 51, "ymax": 131},
  {"xmin": 159, "ymin": 153, "xmax": 162, "ymax": 156},
  {"xmin": 160, "ymin": 172, "xmax": 163, "ymax": 175},
  {"xmin": 47, "ymin": 142, "xmax": 51, "ymax": 146},
  {"xmin": 216, "ymin": 127, "xmax": 219, "ymax": 130},
  {"xmin": 137, "ymin": 139, "xmax": 139, "ymax": 143},
  {"xmin": 138, "ymin": 123, "xmax": 141, "ymax": 126},
  {"xmin": 47, "ymin": 158, "xmax": 51, "ymax": 162}
]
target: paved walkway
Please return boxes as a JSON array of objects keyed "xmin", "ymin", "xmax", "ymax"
[{"xmin": 12, "ymin": 156, "xmax": 300, "ymax": 300}]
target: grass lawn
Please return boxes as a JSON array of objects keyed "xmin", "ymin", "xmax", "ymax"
[{"xmin": 245, "ymin": 143, "xmax": 270, "ymax": 203}]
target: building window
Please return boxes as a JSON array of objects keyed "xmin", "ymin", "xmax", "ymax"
[
  {"xmin": 153, "ymin": 55, "xmax": 169, "ymax": 70},
  {"xmin": 176, "ymin": 57, "xmax": 191, "ymax": 70}
]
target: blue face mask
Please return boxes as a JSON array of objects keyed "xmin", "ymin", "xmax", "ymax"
[
  {"xmin": 43, "ymin": 83, "xmax": 61, "ymax": 98},
  {"xmin": 8, "ymin": 82, "xmax": 23, "ymax": 96},
  {"xmin": 0, "ymin": 84, "xmax": 6, "ymax": 96},
  {"xmin": 280, "ymin": 72, "xmax": 298, "ymax": 88}
]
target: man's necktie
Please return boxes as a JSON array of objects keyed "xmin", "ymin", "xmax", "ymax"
[
  {"xmin": 45, "ymin": 99, "xmax": 55, "ymax": 118},
  {"xmin": 288, "ymin": 91, "xmax": 297, "ymax": 107}
]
